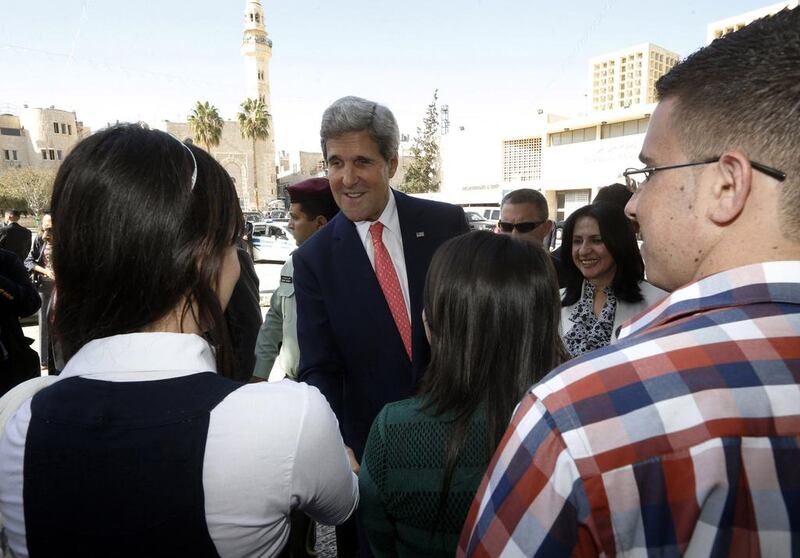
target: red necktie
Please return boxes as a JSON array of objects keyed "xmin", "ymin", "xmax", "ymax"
[{"xmin": 369, "ymin": 222, "xmax": 412, "ymax": 360}]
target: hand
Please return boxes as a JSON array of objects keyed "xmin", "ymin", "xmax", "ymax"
[
  {"xmin": 345, "ymin": 446, "xmax": 360, "ymax": 476},
  {"xmin": 45, "ymin": 269, "xmax": 55, "ymax": 280}
]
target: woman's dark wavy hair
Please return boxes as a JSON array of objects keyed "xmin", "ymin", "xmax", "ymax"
[
  {"xmin": 418, "ymin": 230, "xmax": 568, "ymax": 528},
  {"xmin": 50, "ymin": 124, "xmax": 243, "ymax": 377},
  {"xmin": 561, "ymin": 202, "xmax": 644, "ymax": 307}
]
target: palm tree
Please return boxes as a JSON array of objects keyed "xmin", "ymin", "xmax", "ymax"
[
  {"xmin": 237, "ymin": 97, "xmax": 271, "ymax": 210},
  {"xmin": 187, "ymin": 101, "xmax": 224, "ymax": 153}
]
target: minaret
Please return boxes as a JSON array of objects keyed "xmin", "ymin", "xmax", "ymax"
[{"xmin": 241, "ymin": 0, "xmax": 276, "ymax": 205}]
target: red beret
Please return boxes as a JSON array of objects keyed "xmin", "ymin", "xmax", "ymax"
[{"xmin": 286, "ymin": 177, "xmax": 334, "ymax": 205}]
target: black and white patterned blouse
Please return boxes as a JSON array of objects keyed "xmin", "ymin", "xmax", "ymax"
[{"xmin": 563, "ymin": 281, "xmax": 617, "ymax": 358}]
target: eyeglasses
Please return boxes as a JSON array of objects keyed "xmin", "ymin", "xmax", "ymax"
[
  {"xmin": 497, "ymin": 220, "xmax": 544, "ymax": 233},
  {"xmin": 623, "ymin": 157, "xmax": 786, "ymax": 191}
]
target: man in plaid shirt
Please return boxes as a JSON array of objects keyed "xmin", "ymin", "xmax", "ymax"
[{"xmin": 459, "ymin": 7, "xmax": 800, "ymax": 557}]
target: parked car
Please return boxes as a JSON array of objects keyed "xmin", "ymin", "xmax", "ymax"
[
  {"xmin": 267, "ymin": 209, "xmax": 287, "ymax": 220},
  {"xmin": 251, "ymin": 222, "xmax": 295, "ymax": 263},
  {"xmin": 243, "ymin": 210, "xmax": 264, "ymax": 223},
  {"xmin": 482, "ymin": 208, "xmax": 500, "ymax": 223},
  {"xmin": 464, "ymin": 211, "xmax": 495, "ymax": 231}
]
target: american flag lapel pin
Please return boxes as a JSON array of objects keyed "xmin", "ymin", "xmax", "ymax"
[{"xmin": 416, "ymin": 231, "xmax": 425, "ymax": 238}]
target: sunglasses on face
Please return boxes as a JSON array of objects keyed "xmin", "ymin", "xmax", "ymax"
[{"xmin": 497, "ymin": 221, "xmax": 544, "ymax": 233}]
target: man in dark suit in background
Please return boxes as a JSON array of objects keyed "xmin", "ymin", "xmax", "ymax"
[
  {"xmin": 0, "ymin": 210, "xmax": 33, "ymax": 263},
  {"xmin": 294, "ymin": 96, "xmax": 468, "ymax": 557}
]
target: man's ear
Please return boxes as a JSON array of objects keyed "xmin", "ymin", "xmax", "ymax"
[
  {"xmin": 707, "ymin": 150, "xmax": 753, "ymax": 226},
  {"xmin": 314, "ymin": 215, "xmax": 328, "ymax": 230},
  {"xmin": 388, "ymin": 155, "xmax": 399, "ymax": 179}
]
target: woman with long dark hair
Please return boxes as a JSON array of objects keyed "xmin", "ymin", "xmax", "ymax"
[
  {"xmin": 560, "ymin": 202, "xmax": 666, "ymax": 357},
  {"xmin": 358, "ymin": 230, "xmax": 568, "ymax": 557},
  {"xmin": 0, "ymin": 124, "xmax": 357, "ymax": 557}
]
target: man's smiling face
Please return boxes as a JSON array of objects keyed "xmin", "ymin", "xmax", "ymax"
[{"xmin": 325, "ymin": 130, "xmax": 398, "ymax": 222}]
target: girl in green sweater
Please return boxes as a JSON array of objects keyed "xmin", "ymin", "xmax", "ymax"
[{"xmin": 359, "ymin": 230, "xmax": 569, "ymax": 557}]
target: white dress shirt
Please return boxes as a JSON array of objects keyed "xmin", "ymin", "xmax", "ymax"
[
  {"xmin": 0, "ymin": 332, "xmax": 358, "ymax": 558},
  {"xmin": 353, "ymin": 189, "xmax": 412, "ymax": 323}
]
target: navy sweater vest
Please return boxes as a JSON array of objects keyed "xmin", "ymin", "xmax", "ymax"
[{"xmin": 23, "ymin": 372, "xmax": 242, "ymax": 557}]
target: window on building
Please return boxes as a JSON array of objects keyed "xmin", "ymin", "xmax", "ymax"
[
  {"xmin": 57, "ymin": 150, "xmax": 63, "ymax": 160},
  {"xmin": 502, "ymin": 137, "xmax": 542, "ymax": 182},
  {"xmin": 0, "ymin": 127, "xmax": 22, "ymax": 136},
  {"xmin": 548, "ymin": 126, "xmax": 596, "ymax": 147},
  {"xmin": 600, "ymin": 117, "xmax": 650, "ymax": 139},
  {"xmin": 3, "ymin": 150, "xmax": 9, "ymax": 160},
  {"xmin": 49, "ymin": 149, "xmax": 55, "ymax": 160},
  {"xmin": 68, "ymin": 124, "xmax": 72, "ymax": 135},
  {"xmin": 12, "ymin": 150, "xmax": 17, "ymax": 161},
  {"xmin": 61, "ymin": 123, "xmax": 67, "ymax": 134},
  {"xmin": 556, "ymin": 189, "xmax": 592, "ymax": 224},
  {"xmin": 41, "ymin": 150, "xmax": 47, "ymax": 160},
  {"xmin": 53, "ymin": 122, "xmax": 60, "ymax": 133},
  {"xmin": 255, "ymin": 13, "xmax": 260, "ymax": 23}
]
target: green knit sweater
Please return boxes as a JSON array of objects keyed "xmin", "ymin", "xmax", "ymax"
[{"xmin": 359, "ymin": 397, "xmax": 490, "ymax": 558}]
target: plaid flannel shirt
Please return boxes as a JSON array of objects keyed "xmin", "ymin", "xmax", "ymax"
[{"xmin": 458, "ymin": 261, "xmax": 800, "ymax": 557}]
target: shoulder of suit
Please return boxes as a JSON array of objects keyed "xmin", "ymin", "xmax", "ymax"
[
  {"xmin": 294, "ymin": 214, "xmax": 340, "ymax": 259},
  {"xmin": 397, "ymin": 192, "xmax": 463, "ymax": 216}
]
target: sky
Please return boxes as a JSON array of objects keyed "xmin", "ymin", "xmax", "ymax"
[{"xmin": 0, "ymin": 0, "xmax": 777, "ymax": 154}]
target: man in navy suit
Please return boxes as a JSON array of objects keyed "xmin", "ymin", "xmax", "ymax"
[
  {"xmin": 295, "ymin": 96, "xmax": 467, "ymax": 457},
  {"xmin": 294, "ymin": 96, "xmax": 467, "ymax": 555}
]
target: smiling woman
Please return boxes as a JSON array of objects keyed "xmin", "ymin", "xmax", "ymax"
[{"xmin": 559, "ymin": 202, "xmax": 666, "ymax": 357}]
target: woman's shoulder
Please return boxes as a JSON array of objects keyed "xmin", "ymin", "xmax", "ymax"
[{"xmin": 378, "ymin": 396, "xmax": 430, "ymax": 425}]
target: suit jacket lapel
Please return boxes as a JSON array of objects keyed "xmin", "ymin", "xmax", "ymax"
[{"xmin": 331, "ymin": 213, "xmax": 402, "ymax": 343}]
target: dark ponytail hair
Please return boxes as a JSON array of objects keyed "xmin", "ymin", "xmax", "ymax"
[{"xmin": 50, "ymin": 124, "xmax": 243, "ymax": 377}]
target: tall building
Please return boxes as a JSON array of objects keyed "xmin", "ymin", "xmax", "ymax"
[
  {"xmin": 242, "ymin": 1, "xmax": 272, "ymax": 106},
  {"xmin": 241, "ymin": 0, "xmax": 276, "ymax": 200},
  {"xmin": 589, "ymin": 43, "xmax": 679, "ymax": 112},
  {"xmin": 706, "ymin": 0, "xmax": 798, "ymax": 43},
  {"xmin": 167, "ymin": 0, "xmax": 278, "ymax": 211}
]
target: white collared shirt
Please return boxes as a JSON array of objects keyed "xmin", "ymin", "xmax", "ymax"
[
  {"xmin": 353, "ymin": 189, "xmax": 411, "ymax": 322},
  {"xmin": 0, "ymin": 332, "xmax": 358, "ymax": 558}
]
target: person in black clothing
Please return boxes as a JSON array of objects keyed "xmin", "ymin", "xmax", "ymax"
[
  {"xmin": 24, "ymin": 214, "xmax": 56, "ymax": 372},
  {"xmin": 0, "ymin": 248, "xmax": 41, "ymax": 396},
  {"xmin": 0, "ymin": 209, "xmax": 33, "ymax": 262},
  {"xmin": 224, "ymin": 245, "xmax": 262, "ymax": 381}
]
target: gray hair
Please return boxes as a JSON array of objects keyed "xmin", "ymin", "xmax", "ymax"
[
  {"xmin": 501, "ymin": 189, "xmax": 549, "ymax": 222},
  {"xmin": 320, "ymin": 96, "xmax": 399, "ymax": 162}
]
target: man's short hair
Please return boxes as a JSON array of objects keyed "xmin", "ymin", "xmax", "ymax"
[
  {"xmin": 500, "ymin": 189, "xmax": 549, "ymax": 222},
  {"xmin": 320, "ymin": 96, "xmax": 399, "ymax": 163},
  {"xmin": 594, "ymin": 183, "xmax": 632, "ymax": 209},
  {"xmin": 6, "ymin": 209, "xmax": 21, "ymax": 218},
  {"xmin": 655, "ymin": 7, "xmax": 800, "ymax": 238}
]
